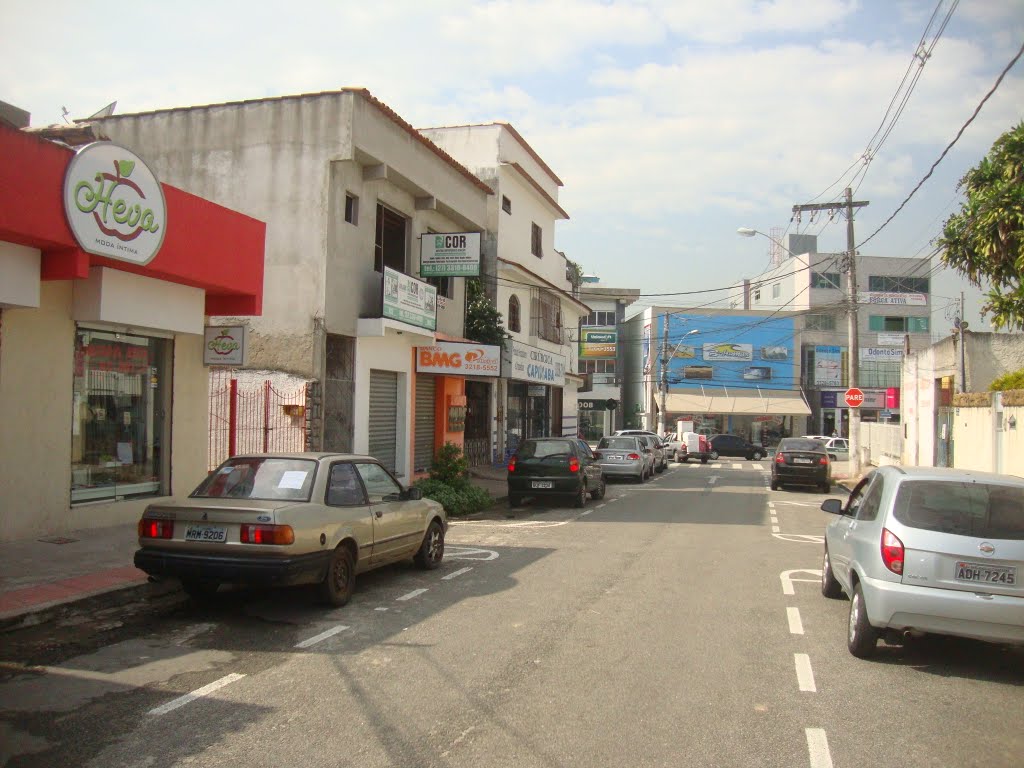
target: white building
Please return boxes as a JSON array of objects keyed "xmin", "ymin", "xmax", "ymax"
[
  {"xmin": 90, "ymin": 89, "xmax": 495, "ymax": 483},
  {"xmin": 422, "ymin": 123, "xmax": 589, "ymax": 460}
]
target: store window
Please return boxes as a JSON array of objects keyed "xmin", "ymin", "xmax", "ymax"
[{"xmin": 71, "ymin": 329, "xmax": 172, "ymax": 504}]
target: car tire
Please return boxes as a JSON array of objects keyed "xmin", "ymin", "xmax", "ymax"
[
  {"xmin": 319, "ymin": 543, "xmax": 356, "ymax": 608},
  {"xmin": 770, "ymin": 479, "xmax": 779, "ymax": 491},
  {"xmin": 181, "ymin": 578, "xmax": 219, "ymax": 601},
  {"xmin": 591, "ymin": 476, "xmax": 606, "ymax": 500},
  {"xmin": 709, "ymin": 450, "xmax": 719, "ymax": 460},
  {"xmin": 821, "ymin": 547, "xmax": 843, "ymax": 599},
  {"xmin": 573, "ymin": 480, "xmax": 587, "ymax": 508},
  {"xmin": 414, "ymin": 520, "xmax": 445, "ymax": 570},
  {"xmin": 821, "ymin": 482, "xmax": 831, "ymax": 494},
  {"xmin": 508, "ymin": 494, "xmax": 522, "ymax": 508},
  {"xmin": 655, "ymin": 462, "xmax": 664, "ymax": 473},
  {"xmin": 700, "ymin": 457, "xmax": 708, "ymax": 464},
  {"xmin": 848, "ymin": 582, "xmax": 879, "ymax": 658},
  {"xmin": 752, "ymin": 450, "xmax": 764, "ymax": 460}
]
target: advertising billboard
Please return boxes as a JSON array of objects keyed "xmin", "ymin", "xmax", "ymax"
[
  {"xmin": 815, "ymin": 346, "xmax": 843, "ymax": 387},
  {"xmin": 579, "ymin": 326, "xmax": 617, "ymax": 359}
]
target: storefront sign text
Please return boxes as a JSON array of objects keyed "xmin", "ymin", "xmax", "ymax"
[
  {"xmin": 416, "ymin": 342, "xmax": 501, "ymax": 375},
  {"xmin": 703, "ymin": 343, "xmax": 753, "ymax": 362},
  {"xmin": 858, "ymin": 292, "xmax": 927, "ymax": 306},
  {"xmin": 505, "ymin": 339, "xmax": 565, "ymax": 386},
  {"xmin": 203, "ymin": 326, "xmax": 247, "ymax": 366},
  {"xmin": 383, "ymin": 267, "xmax": 437, "ymax": 331},
  {"xmin": 420, "ymin": 232, "xmax": 481, "ymax": 277}
]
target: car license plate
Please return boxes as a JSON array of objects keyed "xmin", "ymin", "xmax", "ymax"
[
  {"xmin": 793, "ymin": 457, "xmax": 812, "ymax": 464},
  {"xmin": 531, "ymin": 481, "xmax": 553, "ymax": 489},
  {"xmin": 185, "ymin": 524, "xmax": 227, "ymax": 543},
  {"xmin": 955, "ymin": 561, "xmax": 1016, "ymax": 585}
]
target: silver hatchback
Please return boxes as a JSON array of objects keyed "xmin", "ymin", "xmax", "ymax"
[
  {"xmin": 821, "ymin": 465, "xmax": 1024, "ymax": 657},
  {"xmin": 595, "ymin": 436, "xmax": 651, "ymax": 482}
]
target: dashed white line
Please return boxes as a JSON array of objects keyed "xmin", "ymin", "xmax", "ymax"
[
  {"xmin": 805, "ymin": 728, "xmax": 834, "ymax": 768},
  {"xmin": 295, "ymin": 625, "xmax": 349, "ymax": 648},
  {"xmin": 397, "ymin": 588, "xmax": 428, "ymax": 601},
  {"xmin": 787, "ymin": 607, "xmax": 804, "ymax": 635},
  {"xmin": 443, "ymin": 567, "xmax": 473, "ymax": 580},
  {"xmin": 772, "ymin": 525, "xmax": 780, "ymax": 533},
  {"xmin": 794, "ymin": 653, "xmax": 817, "ymax": 692},
  {"xmin": 148, "ymin": 673, "xmax": 246, "ymax": 715}
]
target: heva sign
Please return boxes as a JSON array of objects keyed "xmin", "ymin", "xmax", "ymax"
[
  {"xmin": 203, "ymin": 326, "xmax": 247, "ymax": 366},
  {"xmin": 420, "ymin": 232, "xmax": 481, "ymax": 277},
  {"xmin": 416, "ymin": 342, "xmax": 501, "ymax": 375},
  {"xmin": 63, "ymin": 142, "xmax": 167, "ymax": 266}
]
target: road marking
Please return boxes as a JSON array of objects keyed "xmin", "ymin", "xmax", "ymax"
[
  {"xmin": 787, "ymin": 607, "xmax": 804, "ymax": 635},
  {"xmin": 446, "ymin": 546, "xmax": 500, "ymax": 560},
  {"xmin": 732, "ymin": 462, "xmax": 743, "ymax": 469},
  {"xmin": 148, "ymin": 673, "xmax": 246, "ymax": 715},
  {"xmin": 442, "ymin": 567, "xmax": 473, "ymax": 580},
  {"xmin": 295, "ymin": 625, "xmax": 349, "ymax": 649},
  {"xmin": 506, "ymin": 519, "xmax": 570, "ymax": 528},
  {"xmin": 752, "ymin": 463, "xmax": 764, "ymax": 470},
  {"xmin": 795, "ymin": 653, "xmax": 817, "ymax": 692},
  {"xmin": 771, "ymin": 525, "xmax": 780, "ymax": 533},
  {"xmin": 806, "ymin": 728, "xmax": 834, "ymax": 768},
  {"xmin": 397, "ymin": 588, "xmax": 427, "ymax": 601},
  {"xmin": 707, "ymin": 476, "xmax": 719, "ymax": 486},
  {"xmin": 772, "ymin": 533, "xmax": 825, "ymax": 544},
  {"xmin": 781, "ymin": 569, "xmax": 823, "ymax": 595},
  {"xmin": 580, "ymin": 510, "xmax": 592, "ymax": 516}
]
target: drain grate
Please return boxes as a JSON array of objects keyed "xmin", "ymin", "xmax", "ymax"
[{"xmin": 37, "ymin": 536, "xmax": 79, "ymax": 545}]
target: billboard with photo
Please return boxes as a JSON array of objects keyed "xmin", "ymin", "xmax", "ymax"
[{"xmin": 665, "ymin": 314, "xmax": 796, "ymax": 390}]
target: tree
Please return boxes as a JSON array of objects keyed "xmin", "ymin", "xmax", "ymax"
[
  {"xmin": 464, "ymin": 277, "xmax": 508, "ymax": 346},
  {"xmin": 938, "ymin": 121, "xmax": 1024, "ymax": 330}
]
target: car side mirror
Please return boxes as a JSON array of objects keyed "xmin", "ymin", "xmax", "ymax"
[
  {"xmin": 820, "ymin": 498, "xmax": 844, "ymax": 515},
  {"xmin": 403, "ymin": 487, "xmax": 424, "ymax": 501}
]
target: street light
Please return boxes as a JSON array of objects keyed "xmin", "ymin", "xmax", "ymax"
[{"xmin": 658, "ymin": 327, "xmax": 699, "ymax": 436}]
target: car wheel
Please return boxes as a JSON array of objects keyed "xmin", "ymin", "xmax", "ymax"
[
  {"xmin": 848, "ymin": 582, "xmax": 879, "ymax": 658},
  {"xmin": 752, "ymin": 450, "xmax": 764, "ymax": 460},
  {"xmin": 319, "ymin": 543, "xmax": 356, "ymax": 607},
  {"xmin": 573, "ymin": 480, "xmax": 587, "ymax": 508},
  {"xmin": 414, "ymin": 520, "xmax": 445, "ymax": 570},
  {"xmin": 700, "ymin": 457, "xmax": 708, "ymax": 464},
  {"xmin": 508, "ymin": 494, "xmax": 522, "ymax": 508},
  {"xmin": 591, "ymin": 476, "xmax": 606, "ymax": 500},
  {"xmin": 709, "ymin": 450, "xmax": 719, "ymax": 460},
  {"xmin": 770, "ymin": 479, "xmax": 779, "ymax": 491},
  {"xmin": 821, "ymin": 482, "xmax": 831, "ymax": 494},
  {"xmin": 181, "ymin": 578, "xmax": 219, "ymax": 601},
  {"xmin": 821, "ymin": 547, "xmax": 843, "ymax": 599},
  {"xmin": 655, "ymin": 462, "xmax": 664, "ymax": 473}
]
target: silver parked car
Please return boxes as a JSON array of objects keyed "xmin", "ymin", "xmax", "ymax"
[
  {"xmin": 821, "ymin": 465, "xmax": 1024, "ymax": 658},
  {"xmin": 595, "ymin": 435, "xmax": 651, "ymax": 482}
]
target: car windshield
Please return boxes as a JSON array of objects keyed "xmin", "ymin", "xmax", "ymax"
[
  {"xmin": 519, "ymin": 440, "xmax": 574, "ymax": 460},
  {"xmin": 892, "ymin": 480, "xmax": 1024, "ymax": 540},
  {"xmin": 598, "ymin": 438, "xmax": 638, "ymax": 450},
  {"xmin": 192, "ymin": 457, "xmax": 317, "ymax": 502},
  {"xmin": 778, "ymin": 439, "xmax": 824, "ymax": 452}
]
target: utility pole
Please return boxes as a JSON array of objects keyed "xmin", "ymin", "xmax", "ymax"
[
  {"xmin": 793, "ymin": 187, "xmax": 869, "ymax": 478},
  {"xmin": 658, "ymin": 310, "xmax": 669, "ymax": 435}
]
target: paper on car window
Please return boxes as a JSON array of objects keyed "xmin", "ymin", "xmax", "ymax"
[{"xmin": 278, "ymin": 471, "xmax": 308, "ymax": 489}]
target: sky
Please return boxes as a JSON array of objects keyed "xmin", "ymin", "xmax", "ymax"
[{"xmin": 3, "ymin": 0, "xmax": 1022, "ymax": 334}]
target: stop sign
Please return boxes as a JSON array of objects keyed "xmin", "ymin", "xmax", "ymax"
[{"xmin": 844, "ymin": 387, "xmax": 865, "ymax": 408}]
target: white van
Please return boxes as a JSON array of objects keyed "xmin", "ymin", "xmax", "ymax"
[{"xmin": 678, "ymin": 432, "xmax": 710, "ymax": 464}]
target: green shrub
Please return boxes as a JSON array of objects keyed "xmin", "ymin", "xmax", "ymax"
[
  {"xmin": 414, "ymin": 477, "xmax": 492, "ymax": 517},
  {"xmin": 429, "ymin": 442, "xmax": 470, "ymax": 490},
  {"xmin": 990, "ymin": 368, "xmax": 1024, "ymax": 392}
]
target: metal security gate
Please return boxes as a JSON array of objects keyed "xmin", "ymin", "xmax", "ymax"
[
  {"xmin": 414, "ymin": 376, "xmax": 436, "ymax": 473},
  {"xmin": 368, "ymin": 370, "xmax": 399, "ymax": 472}
]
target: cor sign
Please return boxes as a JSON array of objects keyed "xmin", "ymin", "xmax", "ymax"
[
  {"xmin": 416, "ymin": 342, "xmax": 501, "ymax": 375},
  {"xmin": 420, "ymin": 232, "xmax": 482, "ymax": 277}
]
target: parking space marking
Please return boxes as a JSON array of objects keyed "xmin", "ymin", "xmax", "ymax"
[
  {"xmin": 795, "ymin": 653, "xmax": 817, "ymax": 692},
  {"xmin": 147, "ymin": 673, "xmax": 246, "ymax": 716},
  {"xmin": 780, "ymin": 569, "xmax": 822, "ymax": 595},
  {"xmin": 397, "ymin": 588, "xmax": 428, "ymax": 601},
  {"xmin": 805, "ymin": 728, "xmax": 834, "ymax": 768},
  {"xmin": 445, "ymin": 546, "xmax": 500, "ymax": 560},
  {"xmin": 787, "ymin": 607, "xmax": 804, "ymax": 635},
  {"xmin": 772, "ymin": 533, "xmax": 825, "ymax": 544},
  {"xmin": 442, "ymin": 567, "xmax": 473, "ymax": 580},
  {"xmin": 295, "ymin": 625, "xmax": 349, "ymax": 649}
]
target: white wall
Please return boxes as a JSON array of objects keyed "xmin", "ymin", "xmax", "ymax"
[{"xmin": 0, "ymin": 241, "xmax": 40, "ymax": 309}]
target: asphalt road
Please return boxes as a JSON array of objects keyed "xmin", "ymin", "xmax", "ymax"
[{"xmin": 1, "ymin": 460, "xmax": 1021, "ymax": 767}]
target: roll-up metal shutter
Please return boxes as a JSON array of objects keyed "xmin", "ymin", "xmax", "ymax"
[
  {"xmin": 414, "ymin": 376, "xmax": 436, "ymax": 473},
  {"xmin": 368, "ymin": 370, "xmax": 398, "ymax": 472}
]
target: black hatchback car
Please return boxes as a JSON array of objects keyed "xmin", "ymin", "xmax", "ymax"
[
  {"xmin": 707, "ymin": 434, "xmax": 767, "ymax": 461},
  {"xmin": 771, "ymin": 437, "xmax": 831, "ymax": 492},
  {"xmin": 507, "ymin": 437, "xmax": 605, "ymax": 508}
]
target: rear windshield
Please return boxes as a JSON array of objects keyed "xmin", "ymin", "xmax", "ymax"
[
  {"xmin": 192, "ymin": 457, "xmax": 317, "ymax": 502},
  {"xmin": 779, "ymin": 439, "xmax": 824, "ymax": 452},
  {"xmin": 598, "ymin": 438, "xmax": 638, "ymax": 450},
  {"xmin": 518, "ymin": 440, "xmax": 575, "ymax": 460},
  {"xmin": 893, "ymin": 480, "xmax": 1024, "ymax": 540}
]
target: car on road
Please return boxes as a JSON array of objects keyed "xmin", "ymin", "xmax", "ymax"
[
  {"xmin": 135, "ymin": 453, "xmax": 447, "ymax": 607},
  {"xmin": 820, "ymin": 465, "xmax": 1024, "ymax": 658},
  {"xmin": 803, "ymin": 435, "xmax": 849, "ymax": 460},
  {"xmin": 676, "ymin": 432, "xmax": 710, "ymax": 464},
  {"xmin": 507, "ymin": 437, "xmax": 606, "ymax": 508},
  {"xmin": 663, "ymin": 434, "xmax": 684, "ymax": 461},
  {"xmin": 595, "ymin": 435, "xmax": 651, "ymax": 482},
  {"xmin": 637, "ymin": 434, "xmax": 668, "ymax": 473},
  {"xmin": 706, "ymin": 434, "xmax": 767, "ymax": 461},
  {"xmin": 771, "ymin": 437, "xmax": 831, "ymax": 492}
]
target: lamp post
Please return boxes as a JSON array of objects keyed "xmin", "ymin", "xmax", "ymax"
[{"xmin": 659, "ymin": 326, "xmax": 699, "ymax": 436}]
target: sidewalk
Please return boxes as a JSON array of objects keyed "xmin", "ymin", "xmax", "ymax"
[{"xmin": 0, "ymin": 467, "xmax": 510, "ymax": 634}]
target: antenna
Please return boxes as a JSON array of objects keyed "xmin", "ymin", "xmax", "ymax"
[{"xmin": 61, "ymin": 106, "xmax": 70, "ymax": 124}]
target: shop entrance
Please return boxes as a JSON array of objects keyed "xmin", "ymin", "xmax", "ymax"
[{"xmin": 464, "ymin": 380, "xmax": 491, "ymax": 466}]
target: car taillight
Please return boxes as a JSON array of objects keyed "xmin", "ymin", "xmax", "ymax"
[
  {"xmin": 508, "ymin": 457, "xmax": 517, "ymax": 472},
  {"xmin": 819, "ymin": 456, "xmax": 829, "ymax": 465},
  {"xmin": 627, "ymin": 453, "xmax": 641, "ymax": 460},
  {"xmin": 568, "ymin": 457, "xmax": 580, "ymax": 473},
  {"xmin": 775, "ymin": 453, "xmax": 785, "ymax": 464},
  {"xmin": 241, "ymin": 524, "xmax": 295, "ymax": 545},
  {"xmin": 881, "ymin": 528, "xmax": 904, "ymax": 574},
  {"xmin": 139, "ymin": 518, "xmax": 174, "ymax": 539}
]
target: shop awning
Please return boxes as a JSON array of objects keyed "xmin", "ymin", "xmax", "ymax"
[{"xmin": 666, "ymin": 387, "xmax": 811, "ymax": 416}]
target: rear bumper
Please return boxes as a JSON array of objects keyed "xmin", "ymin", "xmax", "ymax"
[
  {"xmin": 598, "ymin": 462, "xmax": 644, "ymax": 477},
  {"xmin": 134, "ymin": 548, "xmax": 331, "ymax": 587},
  {"xmin": 774, "ymin": 466, "xmax": 829, "ymax": 485},
  {"xmin": 508, "ymin": 476, "xmax": 581, "ymax": 495},
  {"xmin": 859, "ymin": 572, "xmax": 1024, "ymax": 644}
]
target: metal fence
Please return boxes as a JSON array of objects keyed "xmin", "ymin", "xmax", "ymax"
[{"xmin": 208, "ymin": 370, "xmax": 309, "ymax": 471}]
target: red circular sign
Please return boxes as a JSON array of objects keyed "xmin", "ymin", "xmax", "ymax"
[{"xmin": 844, "ymin": 387, "xmax": 865, "ymax": 408}]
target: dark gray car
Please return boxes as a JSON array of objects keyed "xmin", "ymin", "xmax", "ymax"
[{"xmin": 507, "ymin": 437, "xmax": 605, "ymax": 508}]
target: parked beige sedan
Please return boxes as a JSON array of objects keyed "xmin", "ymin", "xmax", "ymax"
[{"xmin": 135, "ymin": 453, "xmax": 447, "ymax": 606}]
